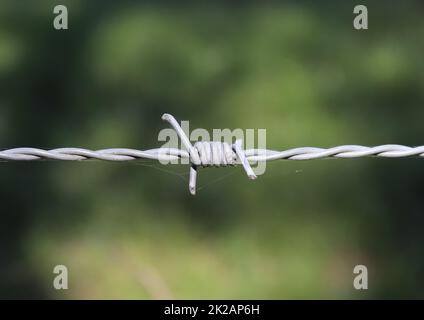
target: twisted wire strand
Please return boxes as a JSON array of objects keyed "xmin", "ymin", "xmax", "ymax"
[
  {"xmin": 2, "ymin": 113, "xmax": 423, "ymax": 195},
  {"xmin": 244, "ymin": 145, "xmax": 424, "ymax": 161},
  {"xmin": 2, "ymin": 145, "xmax": 424, "ymax": 162},
  {"xmin": 0, "ymin": 147, "xmax": 187, "ymax": 161}
]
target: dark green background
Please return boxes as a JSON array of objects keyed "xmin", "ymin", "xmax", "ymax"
[{"xmin": 0, "ymin": 0, "xmax": 423, "ymax": 298}]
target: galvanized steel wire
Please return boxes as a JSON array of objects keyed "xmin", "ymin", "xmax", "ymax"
[{"xmin": 1, "ymin": 113, "xmax": 422, "ymax": 194}]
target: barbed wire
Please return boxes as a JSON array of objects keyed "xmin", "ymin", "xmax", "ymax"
[
  {"xmin": 2, "ymin": 145, "xmax": 424, "ymax": 162},
  {"xmin": 1, "ymin": 113, "xmax": 423, "ymax": 194}
]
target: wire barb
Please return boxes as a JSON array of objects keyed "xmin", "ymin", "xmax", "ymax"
[
  {"xmin": 1, "ymin": 113, "xmax": 424, "ymax": 195},
  {"xmin": 161, "ymin": 113, "xmax": 255, "ymax": 194},
  {"xmin": 233, "ymin": 140, "xmax": 256, "ymax": 180}
]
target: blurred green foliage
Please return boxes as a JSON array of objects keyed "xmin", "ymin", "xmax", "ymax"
[{"xmin": 0, "ymin": 0, "xmax": 424, "ymax": 298}]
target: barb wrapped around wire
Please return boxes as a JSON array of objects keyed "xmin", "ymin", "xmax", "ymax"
[
  {"xmin": 161, "ymin": 113, "xmax": 256, "ymax": 195},
  {"xmin": 1, "ymin": 113, "xmax": 424, "ymax": 195}
]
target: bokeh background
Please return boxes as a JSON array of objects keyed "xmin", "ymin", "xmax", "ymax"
[{"xmin": 1, "ymin": 0, "xmax": 424, "ymax": 299}]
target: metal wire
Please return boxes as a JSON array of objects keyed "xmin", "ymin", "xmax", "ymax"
[
  {"xmin": 2, "ymin": 145, "xmax": 424, "ymax": 162},
  {"xmin": 0, "ymin": 147, "xmax": 186, "ymax": 161},
  {"xmin": 1, "ymin": 113, "xmax": 423, "ymax": 194}
]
